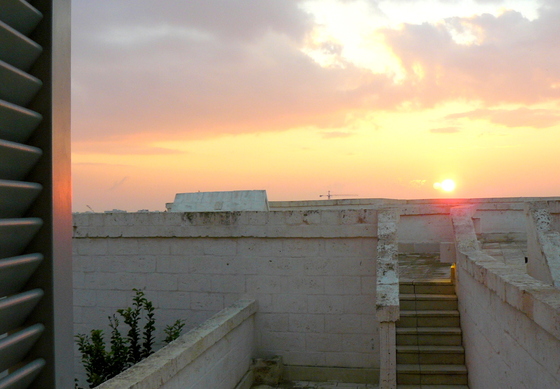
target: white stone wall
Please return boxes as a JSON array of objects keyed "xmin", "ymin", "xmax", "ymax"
[
  {"xmin": 452, "ymin": 206, "xmax": 560, "ymax": 389},
  {"xmin": 73, "ymin": 210, "xmax": 378, "ymax": 382},
  {"xmin": 457, "ymin": 267, "xmax": 560, "ymax": 389}
]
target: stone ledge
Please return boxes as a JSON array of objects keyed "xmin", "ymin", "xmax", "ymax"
[
  {"xmin": 73, "ymin": 210, "xmax": 378, "ymax": 239},
  {"xmin": 96, "ymin": 299, "xmax": 257, "ymax": 389}
]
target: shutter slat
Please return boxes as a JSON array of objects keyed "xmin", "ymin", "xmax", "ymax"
[
  {"xmin": 0, "ymin": 100, "xmax": 42, "ymax": 143},
  {"xmin": 0, "ymin": 218, "xmax": 42, "ymax": 259},
  {"xmin": 0, "ymin": 0, "xmax": 42, "ymax": 36},
  {"xmin": 0, "ymin": 140, "xmax": 42, "ymax": 181},
  {"xmin": 0, "ymin": 254, "xmax": 43, "ymax": 297},
  {"xmin": 0, "ymin": 358, "xmax": 45, "ymax": 389},
  {"xmin": 0, "ymin": 324, "xmax": 44, "ymax": 372},
  {"xmin": 0, "ymin": 20, "xmax": 42, "ymax": 71},
  {"xmin": 0, "ymin": 180, "xmax": 42, "ymax": 218},
  {"xmin": 0, "ymin": 59, "xmax": 42, "ymax": 106},
  {"xmin": 0, "ymin": 289, "xmax": 43, "ymax": 334},
  {"xmin": 0, "ymin": 289, "xmax": 44, "ymax": 334}
]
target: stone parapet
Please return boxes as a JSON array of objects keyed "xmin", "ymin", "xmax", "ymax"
[
  {"xmin": 73, "ymin": 210, "xmax": 377, "ymax": 239},
  {"xmin": 96, "ymin": 299, "xmax": 257, "ymax": 389}
]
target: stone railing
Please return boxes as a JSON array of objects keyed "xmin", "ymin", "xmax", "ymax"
[
  {"xmin": 525, "ymin": 201, "xmax": 560, "ymax": 288},
  {"xmin": 96, "ymin": 299, "xmax": 257, "ymax": 389},
  {"xmin": 375, "ymin": 209, "xmax": 400, "ymax": 389}
]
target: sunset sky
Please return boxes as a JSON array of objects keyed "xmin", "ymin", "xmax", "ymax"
[{"xmin": 71, "ymin": 0, "xmax": 560, "ymax": 212}]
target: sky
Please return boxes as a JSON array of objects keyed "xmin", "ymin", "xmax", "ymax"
[{"xmin": 71, "ymin": 0, "xmax": 560, "ymax": 212}]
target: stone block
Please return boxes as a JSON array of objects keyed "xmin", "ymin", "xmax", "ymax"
[
  {"xmin": 73, "ymin": 289, "xmax": 96, "ymax": 307},
  {"xmin": 169, "ymin": 239, "xmax": 205, "ymax": 255},
  {"xmin": 286, "ymin": 276, "xmax": 324, "ymax": 295},
  {"xmin": 256, "ymin": 313, "xmax": 290, "ymax": 332},
  {"xmin": 238, "ymin": 238, "xmax": 283, "ymax": 257},
  {"xmin": 146, "ymin": 273, "xmax": 178, "ymax": 291},
  {"xmin": 307, "ymin": 295, "xmax": 344, "ymax": 314},
  {"xmin": 190, "ymin": 292, "xmax": 224, "ymax": 311},
  {"xmin": 252, "ymin": 356, "xmax": 283, "ymax": 386},
  {"xmin": 343, "ymin": 295, "xmax": 375, "ymax": 315},
  {"xmin": 324, "ymin": 314, "xmax": 362, "ymax": 334},
  {"xmin": 259, "ymin": 331, "xmax": 305, "ymax": 352},
  {"xmin": 440, "ymin": 242, "xmax": 456, "ymax": 263},
  {"xmin": 288, "ymin": 314, "xmax": 324, "ymax": 333},
  {"xmin": 320, "ymin": 211, "xmax": 340, "ymax": 226},
  {"xmin": 282, "ymin": 239, "xmax": 320, "ymax": 257},
  {"xmin": 203, "ymin": 238, "xmax": 237, "ymax": 256},
  {"xmin": 342, "ymin": 333, "xmax": 375, "ymax": 353},
  {"xmin": 305, "ymin": 333, "xmax": 342, "ymax": 352},
  {"xmin": 282, "ymin": 351, "xmax": 326, "ymax": 366},
  {"xmin": 157, "ymin": 256, "xmax": 190, "ymax": 273},
  {"xmin": 256, "ymin": 257, "xmax": 305, "ymax": 276},
  {"xmin": 246, "ymin": 276, "xmax": 289, "ymax": 294},
  {"xmin": 210, "ymin": 275, "xmax": 246, "ymax": 293},
  {"xmin": 157, "ymin": 291, "xmax": 191, "ymax": 309},
  {"xmin": 271, "ymin": 294, "xmax": 308, "ymax": 313},
  {"xmin": 301, "ymin": 210, "xmax": 321, "ymax": 225},
  {"xmin": 324, "ymin": 276, "xmax": 362, "ymax": 295},
  {"xmin": 177, "ymin": 274, "xmax": 213, "ymax": 292},
  {"xmin": 107, "ymin": 238, "xmax": 139, "ymax": 255},
  {"xmin": 324, "ymin": 351, "xmax": 373, "ymax": 368},
  {"xmin": 76, "ymin": 239, "xmax": 108, "ymax": 255}
]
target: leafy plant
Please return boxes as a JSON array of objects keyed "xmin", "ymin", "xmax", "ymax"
[
  {"xmin": 164, "ymin": 319, "xmax": 186, "ymax": 344},
  {"xmin": 76, "ymin": 289, "xmax": 185, "ymax": 388}
]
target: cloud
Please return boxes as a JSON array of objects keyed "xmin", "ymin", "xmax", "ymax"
[
  {"xmin": 71, "ymin": 0, "xmax": 560, "ymax": 149},
  {"xmin": 446, "ymin": 107, "xmax": 560, "ymax": 128},
  {"xmin": 109, "ymin": 176, "xmax": 129, "ymax": 191},
  {"xmin": 409, "ymin": 179, "xmax": 427, "ymax": 188},
  {"xmin": 382, "ymin": 6, "xmax": 560, "ymax": 106},
  {"xmin": 430, "ymin": 126, "xmax": 460, "ymax": 134},
  {"xmin": 72, "ymin": 0, "xmax": 389, "ymax": 143}
]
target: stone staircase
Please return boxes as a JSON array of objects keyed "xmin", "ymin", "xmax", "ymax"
[{"xmin": 396, "ymin": 280, "xmax": 469, "ymax": 388}]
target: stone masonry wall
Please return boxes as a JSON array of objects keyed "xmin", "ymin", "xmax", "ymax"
[
  {"xmin": 457, "ymin": 267, "xmax": 560, "ymax": 388},
  {"xmin": 73, "ymin": 210, "xmax": 378, "ymax": 382}
]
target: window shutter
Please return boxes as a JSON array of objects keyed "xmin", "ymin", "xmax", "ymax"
[{"xmin": 0, "ymin": 1, "xmax": 48, "ymax": 387}]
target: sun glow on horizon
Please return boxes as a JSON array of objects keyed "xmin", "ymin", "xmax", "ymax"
[{"xmin": 434, "ymin": 179, "xmax": 457, "ymax": 193}]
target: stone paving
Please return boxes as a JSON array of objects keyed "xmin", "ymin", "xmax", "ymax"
[
  {"xmin": 480, "ymin": 240, "xmax": 528, "ymax": 274},
  {"xmin": 252, "ymin": 382, "xmax": 377, "ymax": 388},
  {"xmin": 398, "ymin": 253, "xmax": 451, "ymax": 281}
]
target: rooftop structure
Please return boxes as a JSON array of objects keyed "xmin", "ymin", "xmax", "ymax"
[{"xmin": 72, "ymin": 196, "xmax": 560, "ymax": 388}]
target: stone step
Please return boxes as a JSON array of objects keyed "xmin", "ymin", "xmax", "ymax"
[
  {"xmin": 397, "ymin": 364, "xmax": 468, "ymax": 385},
  {"xmin": 400, "ymin": 294, "xmax": 458, "ymax": 311},
  {"xmin": 398, "ymin": 385, "xmax": 469, "ymax": 389},
  {"xmin": 397, "ymin": 327, "xmax": 463, "ymax": 346},
  {"xmin": 397, "ymin": 310, "xmax": 461, "ymax": 328},
  {"xmin": 399, "ymin": 280, "xmax": 455, "ymax": 295},
  {"xmin": 397, "ymin": 345, "xmax": 465, "ymax": 365}
]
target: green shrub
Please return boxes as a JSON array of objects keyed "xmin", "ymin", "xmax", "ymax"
[{"xmin": 76, "ymin": 289, "xmax": 186, "ymax": 388}]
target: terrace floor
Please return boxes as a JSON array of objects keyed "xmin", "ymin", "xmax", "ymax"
[{"xmin": 398, "ymin": 253, "xmax": 451, "ymax": 282}]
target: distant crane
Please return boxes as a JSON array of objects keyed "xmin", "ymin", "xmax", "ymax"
[{"xmin": 319, "ymin": 191, "xmax": 358, "ymax": 200}]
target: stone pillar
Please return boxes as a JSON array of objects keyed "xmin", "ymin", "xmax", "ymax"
[{"xmin": 379, "ymin": 321, "xmax": 397, "ymax": 389}]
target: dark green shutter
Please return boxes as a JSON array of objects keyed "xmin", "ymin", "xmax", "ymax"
[{"xmin": 0, "ymin": 1, "xmax": 47, "ymax": 387}]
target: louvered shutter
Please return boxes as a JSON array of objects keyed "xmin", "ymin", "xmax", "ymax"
[{"xmin": 0, "ymin": 1, "xmax": 72, "ymax": 388}]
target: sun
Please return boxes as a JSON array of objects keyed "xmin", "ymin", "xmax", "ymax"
[
  {"xmin": 441, "ymin": 179, "xmax": 456, "ymax": 192},
  {"xmin": 434, "ymin": 179, "xmax": 456, "ymax": 192}
]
